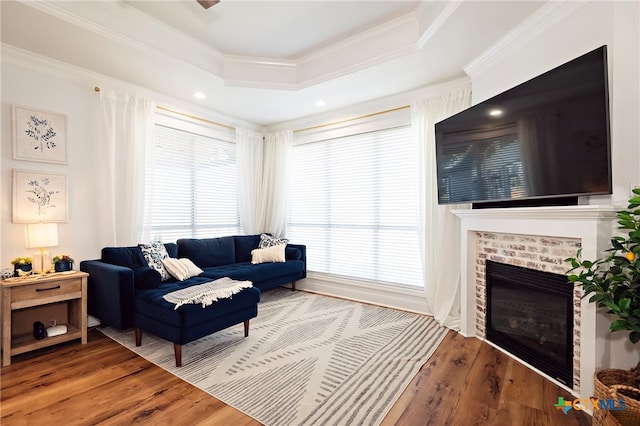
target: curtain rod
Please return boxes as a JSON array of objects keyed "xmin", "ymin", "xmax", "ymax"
[
  {"xmin": 94, "ymin": 86, "xmax": 236, "ymax": 131},
  {"xmin": 293, "ymin": 105, "xmax": 410, "ymax": 133}
]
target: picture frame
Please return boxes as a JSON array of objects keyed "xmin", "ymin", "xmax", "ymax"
[
  {"xmin": 12, "ymin": 105, "xmax": 68, "ymax": 164},
  {"xmin": 12, "ymin": 169, "xmax": 68, "ymax": 223}
]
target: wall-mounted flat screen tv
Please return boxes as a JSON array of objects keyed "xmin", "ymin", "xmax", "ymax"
[{"xmin": 435, "ymin": 45, "xmax": 611, "ymax": 207}]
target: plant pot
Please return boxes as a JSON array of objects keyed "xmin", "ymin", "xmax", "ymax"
[
  {"xmin": 594, "ymin": 369, "xmax": 640, "ymax": 426},
  {"xmin": 13, "ymin": 263, "xmax": 32, "ymax": 277},
  {"xmin": 609, "ymin": 384, "xmax": 640, "ymax": 426},
  {"xmin": 54, "ymin": 261, "xmax": 73, "ymax": 273}
]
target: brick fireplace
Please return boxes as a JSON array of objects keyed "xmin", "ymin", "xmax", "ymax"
[
  {"xmin": 453, "ymin": 205, "xmax": 616, "ymax": 400},
  {"xmin": 476, "ymin": 232, "xmax": 581, "ymax": 389}
]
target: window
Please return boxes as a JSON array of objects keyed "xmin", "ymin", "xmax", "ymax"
[
  {"xmin": 287, "ymin": 118, "xmax": 423, "ymax": 287},
  {"xmin": 145, "ymin": 113, "xmax": 240, "ymax": 242}
]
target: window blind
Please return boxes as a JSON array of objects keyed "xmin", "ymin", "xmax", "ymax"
[
  {"xmin": 145, "ymin": 123, "xmax": 240, "ymax": 242},
  {"xmin": 287, "ymin": 125, "xmax": 423, "ymax": 287}
]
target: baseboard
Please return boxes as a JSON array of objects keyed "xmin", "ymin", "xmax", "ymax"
[{"xmin": 290, "ymin": 273, "xmax": 432, "ymax": 315}]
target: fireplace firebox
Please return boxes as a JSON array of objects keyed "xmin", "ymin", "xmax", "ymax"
[{"xmin": 486, "ymin": 260, "xmax": 574, "ymax": 387}]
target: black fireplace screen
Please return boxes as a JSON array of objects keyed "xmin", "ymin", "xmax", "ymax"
[{"xmin": 486, "ymin": 260, "xmax": 574, "ymax": 388}]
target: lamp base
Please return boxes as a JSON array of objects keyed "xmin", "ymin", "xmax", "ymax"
[{"xmin": 33, "ymin": 250, "xmax": 52, "ymax": 274}]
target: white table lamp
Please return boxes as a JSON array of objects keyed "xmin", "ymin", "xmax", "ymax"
[{"xmin": 25, "ymin": 223, "xmax": 59, "ymax": 274}]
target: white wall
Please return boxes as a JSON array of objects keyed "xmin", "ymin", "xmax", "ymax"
[
  {"xmin": 1, "ymin": 61, "xmax": 103, "ymax": 269},
  {"xmin": 466, "ymin": 1, "xmax": 640, "ymax": 369},
  {"xmin": 469, "ymin": 1, "xmax": 639, "ymax": 207},
  {"xmin": 0, "ymin": 48, "xmax": 259, "ymax": 271}
]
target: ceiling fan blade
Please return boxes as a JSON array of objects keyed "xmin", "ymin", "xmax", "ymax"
[{"xmin": 197, "ymin": 0, "xmax": 219, "ymax": 9}]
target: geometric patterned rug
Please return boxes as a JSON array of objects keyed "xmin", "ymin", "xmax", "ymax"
[{"xmin": 100, "ymin": 287, "xmax": 448, "ymax": 426}]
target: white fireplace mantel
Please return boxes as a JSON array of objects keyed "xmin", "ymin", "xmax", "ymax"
[{"xmin": 453, "ymin": 205, "xmax": 618, "ymax": 400}]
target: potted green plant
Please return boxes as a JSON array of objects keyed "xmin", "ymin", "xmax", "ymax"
[
  {"xmin": 11, "ymin": 257, "xmax": 33, "ymax": 277},
  {"xmin": 566, "ymin": 191, "xmax": 640, "ymax": 345},
  {"xmin": 566, "ymin": 190, "xmax": 640, "ymax": 425},
  {"xmin": 53, "ymin": 254, "xmax": 74, "ymax": 272}
]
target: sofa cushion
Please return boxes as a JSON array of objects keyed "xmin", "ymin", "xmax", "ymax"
[
  {"xmin": 234, "ymin": 235, "xmax": 260, "ymax": 263},
  {"xmin": 200, "ymin": 260, "xmax": 304, "ymax": 283},
  {"xmin": 164, "ymin": 243, "xmax": 178, "ymax": 258},
  {"xmin": 132, "ymin": 266, "xmax": 162, "ymax": 289},
  {"xmin": 135, "ymin": 279, "xmax": 260, "ymax": 328},
  {"xmin": 285, "ymin": 246, "xmax": 302, "ymax": 260},
  {"xmin": 102, "ymin": 247, "xmax": 146, "ymax": 268},
  {"xmin": 139, "ymin": 243, "xmax": 171, "ymax": 281},
  {"xmin": 251, "ymin": 244, "xmax": 286, "ymax": 264},
  {"xmin": 259, "ymin": 233, "xmax": 289, "ymax": 248},
  {"xmin": 177, "ymin": 237, "xmax": 235, "ymax": 268}
]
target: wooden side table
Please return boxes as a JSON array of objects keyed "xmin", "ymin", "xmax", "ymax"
[{"xmin": 2, "ymin": 271, "xmax": 88, "ymax": 366}]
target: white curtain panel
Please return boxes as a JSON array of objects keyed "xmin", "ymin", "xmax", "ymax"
[
  {"xmin": 260, "ymin": 130, "xmax": 292, "ymax": 237},
  {"xmin": 411, "ymin": 83, "xmax": 471, "ymax": 329},
  {"xmin": 98, "ymin": 88, "xmax": 155, "ymax": 246},
  {"xmin": 236, "ymin": 128, "xmax": 264, "ymax": 234}
]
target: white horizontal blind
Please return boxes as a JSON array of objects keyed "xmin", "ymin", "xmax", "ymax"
[
  {"xmin": 145, "ymin": 123, "xmax": 241, "ymax": 242},
  {"xmin": 287, "ymin": 125, "xmax": 423, "ymax": 287}
]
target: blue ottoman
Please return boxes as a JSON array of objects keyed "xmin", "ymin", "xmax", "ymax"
[{"xmin": 134, "ymin": 283, "xmax": 260, "ymax": 367}]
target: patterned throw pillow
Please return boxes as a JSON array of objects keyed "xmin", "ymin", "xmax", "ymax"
[
  {"xmin": 259, "ymin": 233, "xmax": 289, "ymax": 249},
  {"xmin": 139, "ymin": 243, "xmax": 171, "ymax": 281}
]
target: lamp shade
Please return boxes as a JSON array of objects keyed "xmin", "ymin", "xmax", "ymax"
[{"xmin": 25, "ymin": 223, "xmax": 59, "ymax": 249}]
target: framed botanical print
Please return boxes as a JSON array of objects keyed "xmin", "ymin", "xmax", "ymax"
[
  {"xmin": 12, "ymin": 169, "xmax": 68, "ymax": 223},
  {"xmin": 12, "ymin": 105, "xmax": 68, "ymax": 164}
]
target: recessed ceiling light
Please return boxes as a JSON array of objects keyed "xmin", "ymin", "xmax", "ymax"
[
  {"xmin": 193, "ymin": 92, "xmax": 206, "ymax": 99},
  {"xmin": 315, "ymin": 100, "xmax": 326, "ymax": 107},
  {"xmin": 489, "ymin": 109, "xmax": 502, "ymax": 116}
]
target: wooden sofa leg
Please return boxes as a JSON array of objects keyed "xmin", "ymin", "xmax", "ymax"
[
  {"xmin": 135, "ymin": 327, "xmax": 142, "ymax": 346},
  {"xmin": 174, "ymin": 343, "xmax": 182, "ymax": 367},
  {"xmin": 291, "ymin": 280, "xmax": 296, "ymax": 291},
  {"xmin": 244, "ymin": 320, "xmax": 250, "ymax": 337}
]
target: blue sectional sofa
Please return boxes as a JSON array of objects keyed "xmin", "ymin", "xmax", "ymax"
[
  {"xmin": 80, "ymin": 234, "xmax": 306, "ymax": 366},
  {"xmin": 80, "ymin": 234, "xmax": 306, "ymax": 330}
]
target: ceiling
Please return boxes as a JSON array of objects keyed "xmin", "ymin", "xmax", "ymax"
[{"xmin": 1, "ymin": 1, "xmax": 547, "ymax": 126}]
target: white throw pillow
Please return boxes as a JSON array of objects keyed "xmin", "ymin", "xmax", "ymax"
[
  {"xmin": 251, "ymin": 244, "xmax": 286, "ymax": 264},
  {"xmin": 163, "ymin": 258, "xmax": 204, "ymax": 281}
]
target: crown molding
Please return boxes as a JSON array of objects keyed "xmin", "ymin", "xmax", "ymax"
[
  {"xmin": 15, "ymin": 0, "xmax": 458, "ymax": 91},
  {"xmin": 300, "ymin": 12, "xmax": 419, "ymax": 64},
  {"xmin": 463, "ymin": 0, "xmax": 591, "ymax": 80},
  {"xmin": 416, "ymin": 0, "xmax": 463, "ymax": 48},
  {"xmin": 1, "ymin": 43, "xmax": 259, "ymax": 131},
  {"xmin": 23, "ymin": 1, "xmax": 225, "ymax": 76},
  {"xmin": 2, "ymin": 42, "xmax": 117, "ymax": 90},
  {"xmin": 267, "ymin": 76, "xmax": 471, "ymax": 133},
  {"xmin": 221, "ymin": 12, "xmax": 420, "ymax": 90}
]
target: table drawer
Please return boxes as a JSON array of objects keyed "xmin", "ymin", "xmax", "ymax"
[{"xmin": 11, "ymin": 278, "xmax": 82, "ymax": 305}]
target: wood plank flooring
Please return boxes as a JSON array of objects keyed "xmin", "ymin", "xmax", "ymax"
[
  {"xmin": 383, "ymin": 331, "xmax": 590, "ymax": 426},
  {"xmin": 1, "ymin": 328, "xmax": 591, "ymax": 425}
]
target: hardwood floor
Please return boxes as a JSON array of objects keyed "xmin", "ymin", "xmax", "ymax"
[
  {"xmin": 384, "ymin": 331, "xmax": 590, "ymax": 426},
  {"xmin": 1, "ymin": 329, "xmax": 591, "ymax": 425}
]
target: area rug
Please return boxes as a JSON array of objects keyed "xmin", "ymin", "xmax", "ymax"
[{"xmin": 100, "ymin": 287, "xmax": 448, "ymax": 426}]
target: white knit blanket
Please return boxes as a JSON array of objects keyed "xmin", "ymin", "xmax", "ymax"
[{"xmin": 163, "ymin": 277, "xmax": 253, "ymax": 310}]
